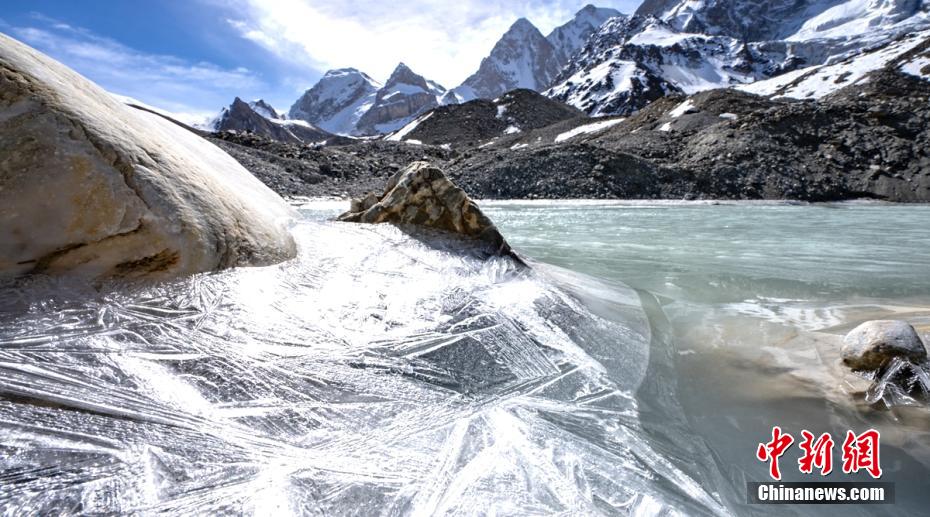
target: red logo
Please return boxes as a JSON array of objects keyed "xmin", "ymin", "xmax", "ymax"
[
  {"xmin": 798, "ymin": 430, "xmax": 834, "ymax": 476},
  {"xmin": 756, "ymin": 428, "xmax": 881, "ymax": 480},
  {"xmin": 756, "ymin": 426, "xmax": 794, "ymax": 480},
  {"xmin": 842, "ymin": 429, "xmax": 882, "ymax": 478}
]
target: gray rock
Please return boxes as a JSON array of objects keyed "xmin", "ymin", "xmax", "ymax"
[
  {"xmin": 0, "ymin": 33, "xmax": 297, "ymax": 280},
  {"xmin": 338, "ymin": 162, "xmax": 515, "ymax": 258},
  {"xmin": 842, "ymin": 320, "xmax": 928, "ymax": 371}
]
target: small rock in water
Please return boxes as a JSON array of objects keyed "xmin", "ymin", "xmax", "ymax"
[
  {"xmin": 338, "ymin": 161, "xmax": 516, "ymax": 259},
  {"xmin": 842, "ymin": 320, "xmax": 928, "ymax": 371}
]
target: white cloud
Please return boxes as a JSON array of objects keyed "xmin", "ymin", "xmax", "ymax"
[
  {"xmin": 9, "ymin": 20, "xmax": 265, "ymax": 124},
  {"xmin": 223, "ymin": 0, "xmax": 636, "ymax": 87}
]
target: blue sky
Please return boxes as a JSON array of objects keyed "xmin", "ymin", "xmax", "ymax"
[{"xmin": 0, "ymin": 0, "xmax": 641, "ymax": 124}]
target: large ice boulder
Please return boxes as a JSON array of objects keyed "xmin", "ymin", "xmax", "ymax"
[{"xmin": 0, "ymin": 33, "xmax": 297, "ymax": 279}]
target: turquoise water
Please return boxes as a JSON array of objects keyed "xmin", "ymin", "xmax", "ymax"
[{"xmin": 486, "ymin": 200, "xmax": 930, "ymax": 515}]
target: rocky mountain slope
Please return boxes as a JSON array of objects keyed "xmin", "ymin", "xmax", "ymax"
[
  {"xmin": 208, "ymin": 97, "xmax": 331, "ymax": 144},
  {"xmin": 546, "ymin": 0, "xmax": 930, "ymax": 115},
  {"xmin": 384, "ymin": 89, "xmax": 585, "ymax": 148}
]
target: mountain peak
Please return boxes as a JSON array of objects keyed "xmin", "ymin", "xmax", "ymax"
[
  {"xmin": 385, "ymin": 62, "xmax": 429, "ymax": 90},
  {"xmin": 455, "ymin": 16, "xmax": 559, "ymax": 100},
  {"xmin": 509, "ymin": 17, "xmax": 539, "ymax": 34}
]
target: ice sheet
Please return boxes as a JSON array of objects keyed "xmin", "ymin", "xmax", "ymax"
[{"xmin": 0, "ymin": 213, "xmax": 728, "ymax": 515}]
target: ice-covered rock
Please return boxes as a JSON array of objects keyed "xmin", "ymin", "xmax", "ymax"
[
  {"xmin": 338, "ymin": 162, "xmax": 514, "ymax": 257},
  {"xmin": 842, "ymin": 320, "xmax": 928, "ymax": 371},
  {"xmin": 0, "ymin": 33, "xmax": 297, "ymax": 279}
]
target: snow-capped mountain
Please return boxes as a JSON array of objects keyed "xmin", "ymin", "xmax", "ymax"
[
  {"xmin": 547, "ymin": 4, "xmax": 621, "ymax": 65},
  {"xmin": 547, "ymin": 16, "xmax": 754, "ymax": 115},
  {"xmin": 355, "ymin": 62, "xmax": 446, "ymax": 135},
  {"xmin": 547, "ymin": 1, "xmax": 930, "ymax": 115},
  {"xmin": 289, "ymin": 68, "xmax": 382, "ymax": 135},
  {"xmin": 208, "ymin": 97, "xmax": 331, "ymax": 143},
  {"xmin": 452, "ymin": 18, "xmax": 562, "ymax": 101}
]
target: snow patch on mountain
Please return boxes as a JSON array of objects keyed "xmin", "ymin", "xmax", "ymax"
[
  {"xmin": 901, "ymin": 56, "xmax": 930, "ymax": 80},
  {"xmin": 386, "ymin": 112, "xmax": 434, "ymax": 141},
  {"xmin": 554, "ymin": 118, "xmax": 624, "ymax": 142},
  {"xmin": 668, "ymin": 98, "xmax": 696, "ymax": 117}
]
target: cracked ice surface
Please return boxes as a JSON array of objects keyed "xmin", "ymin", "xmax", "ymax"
[{"xmin": 0, "ymin": 212, "xmax": 727, "ymax": 515}]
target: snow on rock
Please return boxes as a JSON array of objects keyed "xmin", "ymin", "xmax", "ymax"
[
  {"xmin": 657, "ymin": 121, "xmax": 673, "ymax": 131},
  {"xmin": 668, "ymin": 98, "xmax": 696, "ymax": 117},
  {"xmin": 554, "ymin": 118, "xmax": 625, "ymax": 142},
  {"xmin": 0, "ymin": 33, "xmax": 296, "ymax": 279},
  {"xmin": 504, "ymin": 125, "xmax": 521, "ymax": 134},
  {"xmin": 248, "ymin": 99, "xmax": 279, "ymax": 119},
  {"xmin": 900, "ymin": 55, "xmax": 930, "ymax": 80},
  {"xmin": 386, "ymin": 112, "xmax": 434, "ymax": 141},
  {"xmin": 719, "ymin": 112, "xmax": 738, "ymax": 120},
  {"xmin": 638, "ymin": 0, "xmax": 926, "ymax": 43}
]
